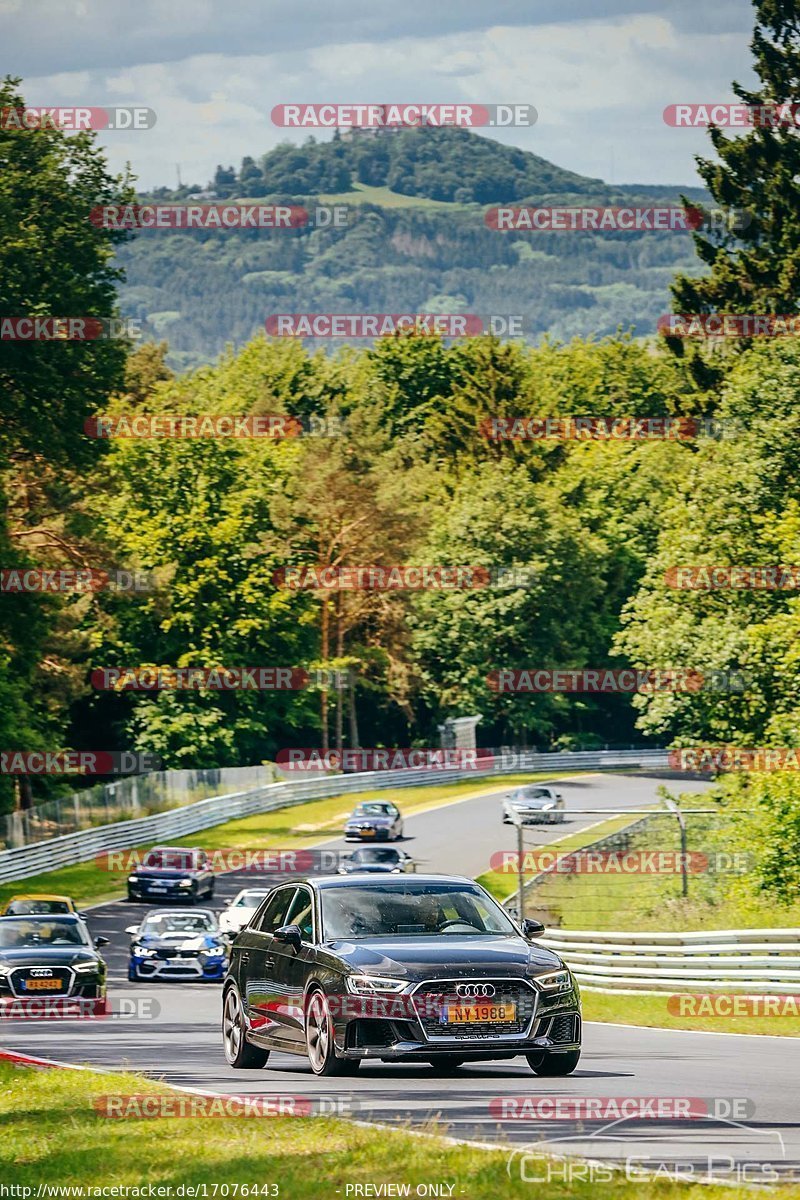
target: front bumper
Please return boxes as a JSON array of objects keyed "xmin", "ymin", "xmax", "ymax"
[
  {"xmin": 340, "ymin": 1010, "xmax": 581, "ymax": 1061},
  {"xmin": 344, "ymin": 826, "xmax": 392, "ymax": 841},
  {"xmin": 131, "ymin": 955, "xmax": 227, "ymax": 980},
  {"xmin": 331, "ymin": 977, "xmax": 581, "ymax": 1060},
  {"xmin": 506, "ymin": 808, "xmax": 562, "ymax": 824},
  {"xmin": 127, "ymin": 880, "xmax": 198, "ymax": 901}
]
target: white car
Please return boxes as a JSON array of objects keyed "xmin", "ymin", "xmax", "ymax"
[
  {"xmin": 502, "ymin": 785, "xmax": 566, "ymax": 825},
  {"xmin": 218, "ymin": 888, "xmax": 272, "ymax": 935}
]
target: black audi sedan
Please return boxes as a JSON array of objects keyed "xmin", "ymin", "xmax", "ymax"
[
  {"xmin": 0, "ymin": 914, "xmax": 108, "ymax": 1002},
  {"xmin": 222, "ymin": 874, "xmax": 580, "ymax": 1077},
  {"xmin": 127, "ymin": 845, "xmax": 215, "ymax": 904}
]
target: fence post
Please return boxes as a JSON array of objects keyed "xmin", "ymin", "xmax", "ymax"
[{"xmin": 662, "ymin": 795, "xmax": 689, "ymax": 898}]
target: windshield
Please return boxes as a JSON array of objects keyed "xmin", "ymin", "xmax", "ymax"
[
  {"xmin": 233, "ymin": 891, "xmax": 269, "ymax": 908},
  {"xmin": 142, "ymin": 849, "xmax": 197, "ymax": 870},
  {"xmin": 321, "ymin": 881, "xmax": 516, "ymax": 940},
  {"xmin": 140, "ymin": 912, "xmax": 216, "ymax": 935},
  {"xmin": 6, "ymin": 899, "xmax": 71, "ymax": 915},
  {"xmin": 516, "ymin": 788, "xmax": 552, "ymax": 801},
  {"xmin": 352, "ymin": 848, "xmax": 400, "ymax": 863},
  {"xmin": 0, "ymin": 919, "xmax": 90, "ymax": 948},
  {"xmin": 352, "ymin": 804, "xmax": 393, "ymax": 817}
]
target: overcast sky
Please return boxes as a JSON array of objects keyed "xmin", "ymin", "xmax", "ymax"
[{"xmin": 5, "ymin": 0, "xmax": 758, "ymax": 189}]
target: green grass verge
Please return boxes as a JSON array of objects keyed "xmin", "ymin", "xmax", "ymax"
[
  {"xmin": 5, "ymin": 1062, "xmax": 799, "ymax": 1197},
  {"xmin": 582, "ymin": 989, "xmax": 800, "ymax": 1038},
  {"xmin": 0, "ymin": 773, "xmax": 565, "ymax": 910}
]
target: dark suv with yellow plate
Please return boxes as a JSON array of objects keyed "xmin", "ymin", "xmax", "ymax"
[{"xmin": 222, "ymin": 874, "xmax": 581, "ymax": 1076}]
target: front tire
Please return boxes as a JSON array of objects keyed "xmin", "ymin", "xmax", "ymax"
[
  {"xmin": 223, "ymin": 988, "xmax": 269, "ymax": 1069},
  {"xmin": 526, "ymin": 1049, "xmax": 580, "ymax": 1076},
  {"xmin": 305, "ymin": 989, "xmax": 350, "ymax": 1076}
]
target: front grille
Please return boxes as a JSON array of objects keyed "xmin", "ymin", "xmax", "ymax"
[
  {"xmin": 412, "ymin": 979, "xmax": 537, "ymax": 1041},
  {"xmin": 155, "ymin": 948, "xmax": 197, "ymax": 959},
  {"xmin": 9, "ymin": 967, "xmax": 74, "ymax": 997}
]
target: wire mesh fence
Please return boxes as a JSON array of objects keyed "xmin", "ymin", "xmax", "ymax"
[
  {"xmin": 513, "ymin": 809, "xmax": 734, "ymax": 930},
  {"xmin": 0, "ymin": 764, "xmax": 280, "ymax": 850}
]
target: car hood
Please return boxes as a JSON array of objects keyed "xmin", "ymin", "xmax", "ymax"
[
  {"xmin": 324, "ymin": 934, "xmax": 562, "ymax": 979},
  {"xmin": 135, "ymin": 933, "xmax": 222, "ymax": 950},
  {"xmin": 0, "ymin": 947, "xmax": 99, "ymax": 967},
  {"xmin": 511, "ymin": 797, "xmax": 554, "ymax": 808}
]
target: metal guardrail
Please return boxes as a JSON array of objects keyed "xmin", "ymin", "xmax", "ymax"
[
  {"xmin": 541, "ymin": 929, "xmax": 800, "ymax": 993},
  {"xmin": 0, "ymin": 748, "xmax": 668, "ymax": 884}
]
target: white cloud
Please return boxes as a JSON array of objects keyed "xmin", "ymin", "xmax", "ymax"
[{"xmin": 14, "ymin": 5, "xmax": 756, "ymax": 188}]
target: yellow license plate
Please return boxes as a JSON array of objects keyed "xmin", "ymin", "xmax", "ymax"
[
  {"xmin": 445, "ymin": 1003, "xmax": 516, "ymax": 1023},
  {"xmin": 24, "ymin": 979, "xmax": 63, "ymax": 991}
]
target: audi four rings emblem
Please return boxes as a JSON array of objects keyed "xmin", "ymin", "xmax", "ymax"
[
  {"xmin": 30, "ymin": 968, "xmax": 54, "ymax": 977},
  {"xmin": 456, "ymin": 983, "xmax": 495, "ymax": 997}
]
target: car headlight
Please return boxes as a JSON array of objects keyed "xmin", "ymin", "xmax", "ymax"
[
  {"xmin": 346, "ymin": 975, "xmax": 408, "ymax": 995},
  {"xmin": 0, "ymin": 964, "xmax": 11, "ymax": 978},
  {"xmin": 200, "ymin": 947, "xmax": 225, "ymax": 959},
  {"xmin": 134, "ymin": 945, "xmax": 157, "ymax": 957},
  {"xmin": 533, "ymin": 968, "xmax": 573, "ymax": 993},
  {"xmin": 74, "ymin": 960, "xmax": 101, "ymax": 974},
  {"xmin": 127, "ymin": 875, "xmax": 139, "ymax": 884},
  {"xmin": 178, "ymin": 879, "xmax": 194, "ymax": 889}
]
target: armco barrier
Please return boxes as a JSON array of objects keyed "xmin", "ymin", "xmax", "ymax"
[
  {"xmin": 540, "ymin": 928, "xmax": 800, "ymax": 993},
  {"xmin": 0, "ymin": 748, "xmax": 668, "ymax": 885}
]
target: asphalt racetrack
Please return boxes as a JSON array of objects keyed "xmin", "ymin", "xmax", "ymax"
[{"xmin": 2, "ymin": 773, "xmax": 797, "ymax": 1183}]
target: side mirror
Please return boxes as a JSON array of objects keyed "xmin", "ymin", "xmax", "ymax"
[
  {"xmin": 522, "ymin": 918, "xmax": 546, "ymax": 938},
  {"xmin": 125, "ymin": 925, "xmax": 139, "ymax": 936},
  {"xmin": 95, "ymin": 936, "xmax": 110, "ymax": 948},
  {"xmin": 274, "ymin": 923, "xmax": 303, "ymax": 950}
]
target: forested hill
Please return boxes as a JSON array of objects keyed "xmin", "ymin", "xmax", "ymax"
[
  {"xmin": 181, "ymin": 125, "xmax": 608, "ymax": 205},
  {"xmin": 122, "ymin": 127, "xmax": 709, "ymax": 370}
]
